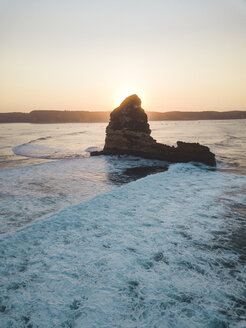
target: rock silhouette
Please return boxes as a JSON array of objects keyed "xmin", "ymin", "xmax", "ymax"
[{"xmin": 91, "ymin": 95, "xmax": 216, "ymax": 166}]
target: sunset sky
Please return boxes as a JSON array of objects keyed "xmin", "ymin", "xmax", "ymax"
[{"xmin": 0, "ymin": 0, "xmax": 246, "ymax": 112}]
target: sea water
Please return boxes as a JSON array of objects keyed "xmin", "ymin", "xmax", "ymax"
[{"xmin": 0, "ymin": 120, "xmax": 246, "ymax": 327}]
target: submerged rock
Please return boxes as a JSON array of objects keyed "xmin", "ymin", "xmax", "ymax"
[{"xmin": 91, "ymin": 95, "xmax": 216, "ymax": 166}]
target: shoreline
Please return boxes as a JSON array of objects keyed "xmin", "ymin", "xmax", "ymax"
[{"xmin": 1, "ymin": 110, "xmax": 246, "ymax": 124}]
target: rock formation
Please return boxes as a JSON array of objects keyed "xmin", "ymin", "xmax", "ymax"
[{"xmin": 91, "ymin": 95, "xmax": 216, "ymax": 166}]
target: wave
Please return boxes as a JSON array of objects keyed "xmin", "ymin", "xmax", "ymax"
[
  {"xmin": 64, "ymin": 131, "xmax": 87, "ymax": 136},
  {"xmin": 13, "ymin": 143, "xmax": 88, "ymax": 160},
  {"xmin": 28, "ymin": 131, "xmax": 86, "ymax": 141},
  {"xmin": 85, "ymin": 146, "xmax": 103, "ymax": 153},
  {"xmin": 11, "ymin": 131, "xmax": 91, "ymax": 160},
  {"xmin": 28, "ymin": 131, "xmax": 86, "ymax": 142},
  {"xmin": 27, "ymin": 136, "xmax": 52, "ymax": 144},
  {"xmin": 0, "ymin": 155, "xmax": 170, "ymax": 235},
  {"xmin": 1, "ymin": 164, "xmax": 246, "ymax": 327},
  {"xmin": 215, "ymin": 134, "xmax": 246, "ymax": 148},
  {"xmin": 226, "ymin": 134, "xmax": 246, "ymax": 141},
  {"xmin": 216, "ymin": 160, "xmax": 240, "ymax": 170}
]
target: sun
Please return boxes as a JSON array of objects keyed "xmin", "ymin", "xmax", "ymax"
[{"xmin": 114, "ymin": 89, "xmax": 145, "ymax": 108}]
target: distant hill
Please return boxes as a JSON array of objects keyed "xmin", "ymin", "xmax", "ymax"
[
  {"xmin": 0, "ymin": 110, "xmax": 246, "ymax": 123},
  {"xmin": 147, "ymin": 110, "xmax": 246, "ymax": 121}
]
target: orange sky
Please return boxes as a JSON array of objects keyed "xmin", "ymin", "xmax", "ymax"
[{"xmin": 0, "ymin": 0, "xmax": 246, "ymax": 112}]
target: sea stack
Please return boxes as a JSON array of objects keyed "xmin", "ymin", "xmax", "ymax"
[{"xmin": 91, "ymin": 94, "xmax": 216, "ymax": 166}]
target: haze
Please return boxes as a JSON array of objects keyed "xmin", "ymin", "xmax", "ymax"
[{"xmin": 0, "ymin": 0, "xmax": 246, "ymax": 112}]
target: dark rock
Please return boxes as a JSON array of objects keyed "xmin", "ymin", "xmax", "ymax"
[
  {"xmin": 106, "ymin": 165, "xmax": 168, "ymax": 185},
  {"xmin": 91, "ymin": 95, "xmax": 216, "ymax": 166},
  {"xmin": 123, "ymin": 166, "xmax": 168, "ymax": 178}
]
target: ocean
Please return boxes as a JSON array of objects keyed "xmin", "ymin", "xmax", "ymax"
[{"xmin": 0, "ymin": 120, "xmax": 246, "ymax": 327}]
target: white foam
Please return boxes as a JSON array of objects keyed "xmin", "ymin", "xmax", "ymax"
[
  {"xmin": 0, "ymin": 155, "xmax": 167, "ymax": 235},
  {"xmin": 13, "ymin": 143, "xmax": 87, "ymax": 160},
  {"xmin": 85, "ymin": 146, "xmax": 103, "ymax": 153},
  {"xmin": 1, "ymin": 164, "xmax": 246, "ymax": 327}
]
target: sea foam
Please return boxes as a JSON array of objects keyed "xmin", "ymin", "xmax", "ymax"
[{"xmin": 0, "ymin": 163, "xmax": 246, "ymax": 327}]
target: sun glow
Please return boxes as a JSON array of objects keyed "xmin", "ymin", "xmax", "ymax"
[{"xmin": 114, "ymin": 89, "xmax": 146, "ymax": 108}]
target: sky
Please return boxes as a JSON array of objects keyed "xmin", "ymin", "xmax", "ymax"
[{"xmin": 0, "ymin": 0, "xmax": 246, "ymax": 112}]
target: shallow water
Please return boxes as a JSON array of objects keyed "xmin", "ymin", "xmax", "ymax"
[{"xmin": 0, "ymin": 120, "xmax": 246, "ymax": 327}]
